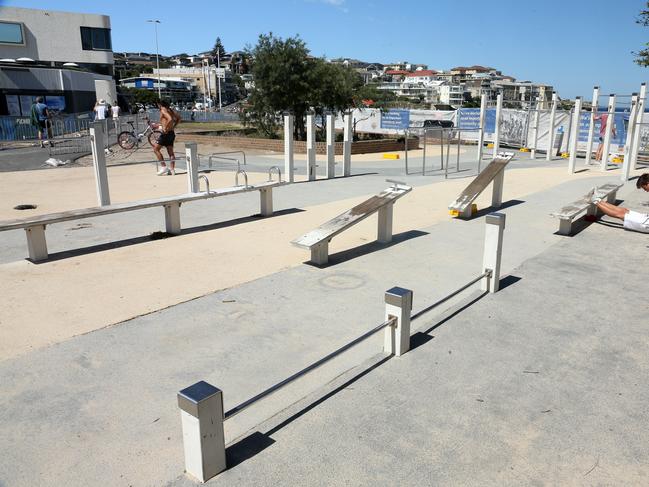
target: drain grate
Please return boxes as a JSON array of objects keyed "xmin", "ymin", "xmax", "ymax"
[{"xmin": 14, "ymin": 204, "xmax": 37, "ymax": 210}]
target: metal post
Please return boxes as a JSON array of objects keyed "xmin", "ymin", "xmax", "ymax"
[
  {"xmin": 621, "ymin": 94, "xmax": 639, "ymax": 182},
  {"xmin": 178, "ymin": 381, "xmax": 226, "ymax": 482},
  {"xmin": 343, "ymin": 111, "xmax": 352, "ymax": 176},
  {"xmin": 306, "ymin": 111, "xmax": 316, "ymax": 181},
  {"xmin": 568, "ymin": 96, "xmax": 582, "ymax": 173},
  {"xmin": 456, "ymin": 129, "xmax": 461, "ymax": 172},
  {"xmin": 185, "ymin": 142, "xmax": 199, "ymax": 193},
  {"xmin": 377, "ymin": 203, "xmax": 393, "ymax": 243},
  {"xmin": 326, "ymin": 112, "xmax": 335, "ymax": 178},
  {"xmin": 546, "ymin": 92, "xmax": 558, "ymax": 161},
  {"xmin": 404, "ymin": 129, "xmax": 409, "ymax": 174},
  {"xmin": 284, "ymin": 113, "xmax": 294, "ymax": 183},
  {"xmin": 477, "ymin": 93, "xmax": 487, "ymax": 168},
  {"xmin": 631, "ymin": 83, "xmax": 647, "ymax": 170},
  {"xmin": 481, "ymin": 212, "xmax": 506, "ymax": 293},
  {"xmin": 440, "ymin": 129, "xmax": 445, "ymax": 171},
  {"xmin": 600, "ymin": 94, "xmax": 616, "ymax": 172},
  {"xmin": 492, "ymin": 93, "xmax": 503, "ymax": 157},
  {"xmin": 90, "ymin": 121, "xmax": 110, "ymax": 206},
  {"xmin": 384, "ymin": 287, "xmax": 412, "ymax": 357},
  {"xmin": 421, "ymin": 128, "xmax": 426, "ymax": 175},
  {"xmin": 217, "ymin": 51, "xmax": 222, "ymax": 111},
  {"xmin": 585, "ymin": 86, "xmax": 599, "ymax": 165},
  {"xmin": 531, "ymin": 97, "xmax": 540, "ymax": 159}
]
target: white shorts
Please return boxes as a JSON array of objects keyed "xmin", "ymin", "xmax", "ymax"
[{"xmin": 623, "ymin": 210, "xmax": 649, "ymax": 233}]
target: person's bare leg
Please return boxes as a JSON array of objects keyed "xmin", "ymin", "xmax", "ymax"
[
  {"xmin": 166, "ymin": 145, "xmax": 175, "ymax": 173},
  {"xmin": 595, "ymin": 144, "xmax": 603, "ymax": 161},
  {"xmin": 596, "ymin": 201, "xmax": 629, "ymax": 220},
  {"xmin": 37, "ymin": 129, "xmax": 44, "ymax": 148},
  {"xmin": 153, "ymin": 143, "xmax": 169, "ymax": 175}
]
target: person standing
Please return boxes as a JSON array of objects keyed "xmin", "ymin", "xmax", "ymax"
[
  {"xmin": 152, "ymin": 99, "xmax": 182, "ymax": 175},
  {"xmin": 94, "ymin": 99, "xmax": 107, "ymax": 121},
  {"xmin": 594, "ymin": 111, "xmax": 617, "ymax": 162},
  {"xmin": 111, "ymin": 102, "xmax": 120, "ymax": 132},
  {"xmin": 30, "ymin": 97, "xmax": 50, "ymax": 148}
]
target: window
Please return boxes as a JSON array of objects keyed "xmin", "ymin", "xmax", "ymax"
[
  {"xmin": 0, "ymin": 21, "xmax": 24, "ymax": 45},
  {"xmin": 80, "ymin": 27, "xmax": 112, "ymax": 51}
]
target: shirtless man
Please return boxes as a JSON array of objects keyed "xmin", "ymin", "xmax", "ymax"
[
  {"xmin": 153, "ymin": 99, "xmax": 182, "ymax": 175},
  {"xmin": 593, "ymin": 173, "xmax": 649, "ymax": 233},
  {"xmin": 594, "ymin": 111, "xmax": 616, "ymax": 162}
]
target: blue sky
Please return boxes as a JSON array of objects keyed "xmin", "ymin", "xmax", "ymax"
[{"xmin": 1, "ymin": 0, "xmax": 648, "ymax": 99}]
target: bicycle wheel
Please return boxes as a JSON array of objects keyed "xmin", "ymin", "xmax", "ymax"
[
  {"xmin": 148, "ymin": 130, "xmax": 162, "ymax": 146},
  {"xmin": 117, "ymin": 131, "xmax": 137, "ymax": 150}
]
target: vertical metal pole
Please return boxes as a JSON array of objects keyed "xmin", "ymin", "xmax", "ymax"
[
  {"xmin": 493, "ymin": 92, "xmax": 503, "ymax": 157},
  {"xmin": 440, "ymin": 129, "xmax": 444, "ymax": 170},
  {"xmin": 546, "ymin": 92, "xmax": 558, "ymax": 161},
  {"xmin": 326, "ymin": 112, "xmax": 335, "ymax": 179},
  {"xmin": 384, "ymin": 287, "xmax": 412, "ymax": 357},
  {"xmin": 306, "ymin": 111, "xmax": 316, "ymax": 181},
  {"xmin": 631, "ymin": 83, "xmax": 647, "ymax": 170},
  {"xmin": 531, "ymin": 97, "xmax": 540, "ymax": 159},
  {"xmin": 90, "ymin": 121, "xmax": 110, "ymax": 206},
  {"xmin": 404, "ymin": 128, "xmax": 409, "ymax": 174},
  {"xmin": 456, "ymin": 129, "xmax": 461, "ymax": 172},
  {"xmin": 185, "ymin": 142, "xmax": 199, "ymax": 192},
  {"xmin": 600, "ymin": 94, "xmax": 616, "ymax": 172},
  {"xmin": 621, "ymin": 94, "xmax": 639, "ymax": 182},
  {"xmin": 481, "ymin": 212, "xmax": 506, "ymax": 293},
  {"xmin": 284, "ymin": 113, "xmax": 294, "ymax": 183},
  {"xmin": 422, "ymin": 128, "xmax": 426, "ymax": 175},
  {"xmin": 585, "ymin": 86, "xmax": 600, "ymax": 165},
  {"xmin": 568, "ymin": 96, "xmax": 582, "ymax": 173},
  {"xmin": 477, "ymin": 93, "xmax": 487, "ymax": 169},
  {"xmin": 178, "ymin": 381, "xmax": 226, "ymax": 482},
  {"xmin": 343, "ymin": 111, "xmax": 352, "ymax": 176}
]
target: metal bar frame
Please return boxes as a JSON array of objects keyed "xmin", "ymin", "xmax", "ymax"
[{"xmin": 224, "ymin": 316, "xmax": 398, "ymax": 420}]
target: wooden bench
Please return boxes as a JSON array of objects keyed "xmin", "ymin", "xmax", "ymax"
[
  {"xmin": 291, "ymin": 180, "xmax": 412, "ymax": 265},
  {"xmin": 448, "ymin": 152, "xmax": 515, "ymax": 218},
  {"xmin": 0, "ymin": 180, "xmax": 284, "ymax": 262},
  {"xmin": 550, "ymin": 183, "xmax": 622, "ymax": 235}
]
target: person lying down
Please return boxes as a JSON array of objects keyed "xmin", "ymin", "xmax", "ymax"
[{"xmin": 590, "ymin": 173, "xmax": 649, "ymax": 233}]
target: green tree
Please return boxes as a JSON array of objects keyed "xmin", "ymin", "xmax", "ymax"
[
  {"xmin": 246, "ymin": 33, "xmax": 313, "ymax": 138},
  {"xmin": 245, "ymin": 33, "xmax": 369, "ymax": 139},
  {"xmin": 635, "ymin": 3, "xmax": 649, "ymax": 66},
  {"xmin": 211, "ymin": 37, "xmax": 226, "ymax": 62}
]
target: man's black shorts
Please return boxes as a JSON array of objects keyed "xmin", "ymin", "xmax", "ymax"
[
  {"xmin": 157, "ymin": 131, "xmax": 175, "ymax": 147},
  {"xmin": 37, "ymin": 120, "xmax": 47, "ymax": 130}
]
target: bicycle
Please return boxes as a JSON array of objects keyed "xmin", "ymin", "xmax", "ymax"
[{"xmin": 117, "ymin": 117, "xmax": 162, "ymax": 150}]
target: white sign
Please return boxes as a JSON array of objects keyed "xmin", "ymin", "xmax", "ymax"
[{"xmin": 215, "ymin": 67, "xmax": 225, "ymax": 79}]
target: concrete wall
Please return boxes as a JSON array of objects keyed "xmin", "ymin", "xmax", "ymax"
[{"xmin": 0, "ymin": 7, "xmax": 113, "ymax": 66}]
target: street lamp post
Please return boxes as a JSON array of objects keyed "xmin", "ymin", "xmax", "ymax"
[{"xmin": 146, "ymin": 19, "xmax": 162, "ymax": 99}]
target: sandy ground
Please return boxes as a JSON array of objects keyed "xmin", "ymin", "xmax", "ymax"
[{"xmin": 0, "ymin": 162, "xmax": 624, "ymax": 362}]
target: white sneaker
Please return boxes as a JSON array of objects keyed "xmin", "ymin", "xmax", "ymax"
[
  {"xmin": 169, "ymin": 169, "xmax": 176, "ymax": 176},
  {"xmin": 157, "ymin": 167, "xmax": 170, "ymax": 176}
]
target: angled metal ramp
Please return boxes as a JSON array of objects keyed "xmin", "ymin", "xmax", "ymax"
[
  {"xmin": 292, "ymin": 181, "xmax": 412, "ymax": 265},
  {"xmin": 448, "ymin": 152, "xmax": 515, "ymax": 218}
]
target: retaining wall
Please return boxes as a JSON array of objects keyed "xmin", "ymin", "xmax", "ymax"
[{"xmin": 175, "ymin": 133, "xmax": 419, "ymax": 154}]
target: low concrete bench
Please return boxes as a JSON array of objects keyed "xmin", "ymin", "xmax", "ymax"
[
  {"xmin": 0, "ymin": 179, "xmax": 284, "ymax": 262},
  {"xmin": 291, "ymin": 180, "xmax": 412, "ymax": 265},
  {"xmin": 550, "ymin": 183, "xmax": 622, "ymax": 235}
]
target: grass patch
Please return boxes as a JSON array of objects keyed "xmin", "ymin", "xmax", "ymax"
[{"xmin": 178, "ymin": 121, "xmax": 244, "ymax": 132}]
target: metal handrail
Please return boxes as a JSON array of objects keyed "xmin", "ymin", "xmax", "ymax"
[
  {"xmin": 209, "ymin": 150, "xmax": 247, "ymax": 166},
  {"xmin": 198, "ymin": 174, "xmax": 210, "ymax": 193},
  {"xmin": 411, "ymin": 269, "xmax": 492, "ymax": 322},
  {"xmin": 224, "ymin": 316, "xmax": 397, "ymax": 420},
  {"xmin": 268, "ymin": 165, "xmax": 282, "ymax": 182},
  {"xmin": 235, "ymin": 169, "xmax": 249, "ymax": 188},
  {"xmin": 206, "ymin": 154, "xmax": 241, "ymax": 172}
]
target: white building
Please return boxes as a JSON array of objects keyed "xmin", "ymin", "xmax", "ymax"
[{"xmin": 0, "ymin": 6, "xmax": 114, "ymax": 76}]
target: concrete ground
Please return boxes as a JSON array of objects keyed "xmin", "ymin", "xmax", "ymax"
[{"xmin": 0, "ymin": 145, "xmax": 648, "ymax": 486}]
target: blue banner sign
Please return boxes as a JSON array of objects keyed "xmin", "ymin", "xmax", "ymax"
[
  {"xmin": 381, "ymin": 109, "xmax": 410, "ymax": 130},
  {"xmin": 458, "ymin": 108, "xmax": 496, "ymax": 133},
  {"xmin": 577, "ymin": 112, "xmax": 627, "ymax": 145}
]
